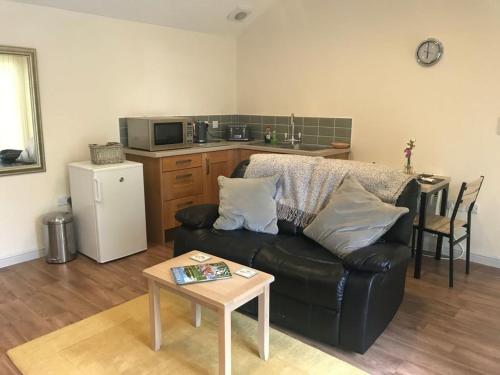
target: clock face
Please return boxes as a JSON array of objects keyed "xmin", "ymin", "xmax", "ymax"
[{"xmin": 416, "ymin": 39, "xmax": 443, "ymax": 66}]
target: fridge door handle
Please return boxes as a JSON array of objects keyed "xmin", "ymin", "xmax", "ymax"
[{"xmin": 93, "ymin": 177, "xmax": 102, "ymax": 202}]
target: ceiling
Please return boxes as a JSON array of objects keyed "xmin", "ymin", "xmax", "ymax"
[{"xmin": 8, "ymin": 0, "xmax": 277, "ymax": 35}]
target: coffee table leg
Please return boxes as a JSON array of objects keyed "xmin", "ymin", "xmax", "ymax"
[
  {"xmin": 192, "ymin": 302, "xmax": 201, "ymax": 328},
  {"xmin": 258, "ymin": 285, "xmax": 270, "ymax": 360},
  {"xmin": 148, "ymin": 279, "xmax": 162, "ymax": 351},
  {"xmin": 219, "ymin": 308, "xmax": 231, "ymax": 375}
]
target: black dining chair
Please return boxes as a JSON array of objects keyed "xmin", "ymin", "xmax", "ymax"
[{"xmin": 411, "ymin": 176, "xmax": 484, "ymax": 287}]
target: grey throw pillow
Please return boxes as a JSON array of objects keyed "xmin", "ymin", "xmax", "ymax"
[
  {"xmin": 303, "ymin": 175, "xmax": 409, "ymax": 257},
  {"xmin": 213, "ymin": 175, "xmax": 280, "ymax": 234}
]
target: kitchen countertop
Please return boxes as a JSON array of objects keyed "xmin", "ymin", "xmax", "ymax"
[{"xmin": 124, "ymin": 141, "xmax": 350, "ymax": 158}]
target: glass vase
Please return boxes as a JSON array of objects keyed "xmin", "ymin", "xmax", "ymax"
[{"xmin": 404, "ymin": 159, "xmax": 413, "ymax": 175}]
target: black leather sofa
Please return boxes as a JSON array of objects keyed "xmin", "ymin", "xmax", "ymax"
[{"xmin": 173, "ymin": 161, "xmax": 420, "ymax": 353}]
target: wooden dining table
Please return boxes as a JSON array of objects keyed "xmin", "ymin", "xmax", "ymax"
[{"xmin": 414, "ymin": 175, "xmax": 451, "ymax": 279}]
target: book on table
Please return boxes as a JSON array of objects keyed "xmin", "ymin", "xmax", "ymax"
[{"xmin": 171, "ymin": 262, "xmax": 232, "ymax": 285}]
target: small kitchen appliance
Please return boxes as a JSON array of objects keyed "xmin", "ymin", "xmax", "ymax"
[
  {"xmin": 193, "ymin": 121, "xmax": 209, "ymax": 143},
  {"xmin": 126, "ymin": 117, "xmax": 193, "ymax": 151},
  {"xmin": 227, "ymin": 125, "xmax": 250, "ymax": 141}
]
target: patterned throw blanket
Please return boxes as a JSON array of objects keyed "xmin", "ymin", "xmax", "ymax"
[{"xmin": 244, "ymin": 154, "xmax": 414, "ymax": 227}]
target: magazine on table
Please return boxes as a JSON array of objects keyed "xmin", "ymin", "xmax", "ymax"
[{"xmin": 171, "ymin": 262, "xmax": 232, "ymax": 285}]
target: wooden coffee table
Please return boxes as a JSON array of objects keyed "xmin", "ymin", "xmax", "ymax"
[{"xmin": 142, "ymin": 250, "xmax": 275, "ymax": 375}]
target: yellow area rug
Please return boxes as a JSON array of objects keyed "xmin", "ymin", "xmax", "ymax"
[{"xmin": 8, "ymin": 290, "xmax": 365, "ymax": 375}]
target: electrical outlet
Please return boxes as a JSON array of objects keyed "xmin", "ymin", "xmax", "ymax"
[
  {"xmin": 212, "ymin": 120, "xmax": 219, "ymax": 129},
  {"xmin": 57, "ymin": 196, "xmax": 69, "ymax": 206}
]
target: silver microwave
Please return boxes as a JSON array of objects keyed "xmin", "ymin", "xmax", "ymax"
[{"xmin": 126, "ymin": 117, "xmax": 193, "ymax": 151}]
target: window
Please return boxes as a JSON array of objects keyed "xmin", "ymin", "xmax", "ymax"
[{"xmin": 0, "ymin": 53, "xmax": 34, "ymax": 151}]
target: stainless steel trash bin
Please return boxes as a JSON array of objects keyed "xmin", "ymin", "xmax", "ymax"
[{"xmin": 43, "ymin": 212, "xmax": 77, "ymax": 264}]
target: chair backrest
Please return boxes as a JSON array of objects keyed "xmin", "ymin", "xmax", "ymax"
[{"xmin": 450, "ymin": 176, "xmax": 484, "ymax": 222}]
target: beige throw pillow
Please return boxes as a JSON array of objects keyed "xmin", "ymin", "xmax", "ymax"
[{"xmin": 303, "ymin": 175, "xmax": 409, "ymax": 257}]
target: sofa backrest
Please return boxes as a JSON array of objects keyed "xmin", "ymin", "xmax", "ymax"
[
  {"xmin": 382, "ymin": 179, "xmax": 420, "ymax": 244},
  {"xmin": 231, "ymin": 160, "xmax": 420, "ymax": 244},
  {"xmin": 231, "ymin": 160, "xmax": 250, "ymax": 178}
]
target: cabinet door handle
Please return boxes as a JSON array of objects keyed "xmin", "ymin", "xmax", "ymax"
[
  {"xmin": 206, "ymin": 159, "xmax": 210, "ymax": 175},
  {"xmin": 176, "ymin": 159, "xmax": 192, "ymax": 165},
  {"xmin": 175, "ymin": 173, "xmax": 192, "ymax": 180},
  {"xmin": 93, "ymin": 177, "xmax": 101, "ymax": 202}
]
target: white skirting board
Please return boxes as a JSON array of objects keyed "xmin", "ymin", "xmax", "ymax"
[
  {"xmin": 0, "ymin": 248, "xmax": 45, "ymax": 269},
  {"xmin": 420, "ymin": 232, "xmax": 500, "ymax": 268},
  {"xmin": 470, "ymin": 253, "xmax": 500, "ymax": 269}
]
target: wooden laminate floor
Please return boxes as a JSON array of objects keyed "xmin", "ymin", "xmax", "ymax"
[{"xmin": 1, "ymin": 245, "xmax": 499, "ymax": 375}]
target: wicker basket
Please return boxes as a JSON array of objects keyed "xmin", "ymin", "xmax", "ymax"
[{"xmin": 89, "ymin": 142, "xmax": 125, "ymax": 165}]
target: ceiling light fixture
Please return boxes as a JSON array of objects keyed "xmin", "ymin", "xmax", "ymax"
[{"xmin": 227, "ymin": 7, "xmax": 251, "ymax": 22}]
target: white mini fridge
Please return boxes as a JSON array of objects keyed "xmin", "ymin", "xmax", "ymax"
[{"xmin": 68, "ymin": 161, "xmax": 147, "ymax": 263}]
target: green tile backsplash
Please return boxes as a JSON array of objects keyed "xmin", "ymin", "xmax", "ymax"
[
  {"xmin": 237, "ymin": 115, "xmax": 351, "ymax": 145},
  {"xmin": 119, "ymin": 114, "xmax": 352, "ymax": 147}
]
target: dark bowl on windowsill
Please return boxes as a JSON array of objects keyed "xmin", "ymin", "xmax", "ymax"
[{"xmin": 0, "ymin": 149, "xmax": 23, "ymax": 164}]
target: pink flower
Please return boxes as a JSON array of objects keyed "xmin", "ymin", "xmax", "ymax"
[{"xmin": 403, "ymin": 139, "xmax": 415, "ymax": 159}]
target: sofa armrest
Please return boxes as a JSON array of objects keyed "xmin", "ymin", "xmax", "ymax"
[
  {"xmin": 342, "ymin": 243, "xmax": 411, "ymax": 273},
  {"xmin": 175, "ymin": 204, "xmax": 219, "ymax": 229}
]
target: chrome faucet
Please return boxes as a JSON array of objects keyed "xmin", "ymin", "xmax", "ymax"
[{"xmin": 286, "ymin": 113, "xmax": 301, "ymax": 145}]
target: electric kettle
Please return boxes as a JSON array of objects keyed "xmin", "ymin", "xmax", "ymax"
[{"xmin": 193, "ymin": 121, "xmax": 209, "ymax": 143}]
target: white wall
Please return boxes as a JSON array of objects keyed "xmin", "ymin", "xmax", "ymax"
[
  {"xmin": 238, "ymin": 0, "xmax": 500, "ymax": 260},
  {"xmin": 3, "ymin": 0, "xmax": 500, "ymax": 264},
  {"xmin": 0, "ymin": 0, "xmax": 236, "ymax": 261}
]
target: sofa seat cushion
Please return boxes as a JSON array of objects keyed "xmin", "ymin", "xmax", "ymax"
[
  {"xmin": 253, "ymin": 235, "xmax": 348, "ymax": 311},
  {"xmin": 173, "ymin": 226, "xmax": 281, "ymax": 267}
]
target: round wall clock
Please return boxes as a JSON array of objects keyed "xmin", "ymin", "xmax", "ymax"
[{"xmin": 416, "ymin": 38, "xmax": 443, "ymax": 66}]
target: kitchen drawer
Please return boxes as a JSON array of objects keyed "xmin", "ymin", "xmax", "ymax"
[
  {"xmin": 163, "ymin": 167, "xmax": 203, "ymax": 200},
  {"xmin": 162, "ymin": 154, "xmax": 202, "ymax": 172},
  {"xmin": 163, "ymin": 195, "xmax": 202, "ymax": 229}
]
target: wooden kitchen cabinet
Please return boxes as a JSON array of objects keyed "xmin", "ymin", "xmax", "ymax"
[
  {"xmin": 162, "ymin": 167, "xmax": 203, "ymax": 200},
  {"xmin": 162, "ymin": 154, "xmax": 202, "ymax": 171},
  {"xmin": 126, "ymin": 149, "xmax": 236, "ymax": 244},
  {"xmin": 327, "ymin": 152, "xmax": 349, "ymax": 160},
  {"xmin": 127, "ymin": 147, "xmax": 348, "ymax": 245},
  {"xmin": 163, "ymin": 195, "xmax": 203, "ymax": 229},
  {"xmin": 202, "ymin": 150, "xmax": 236, "ymax": 204},
  {"xmin": 238, "ymin": 148, "xmax": 349, "ymax": 162},
  {"xmin": 238, "ymin": 149, "xmax": 273, "ymax": 162}
]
